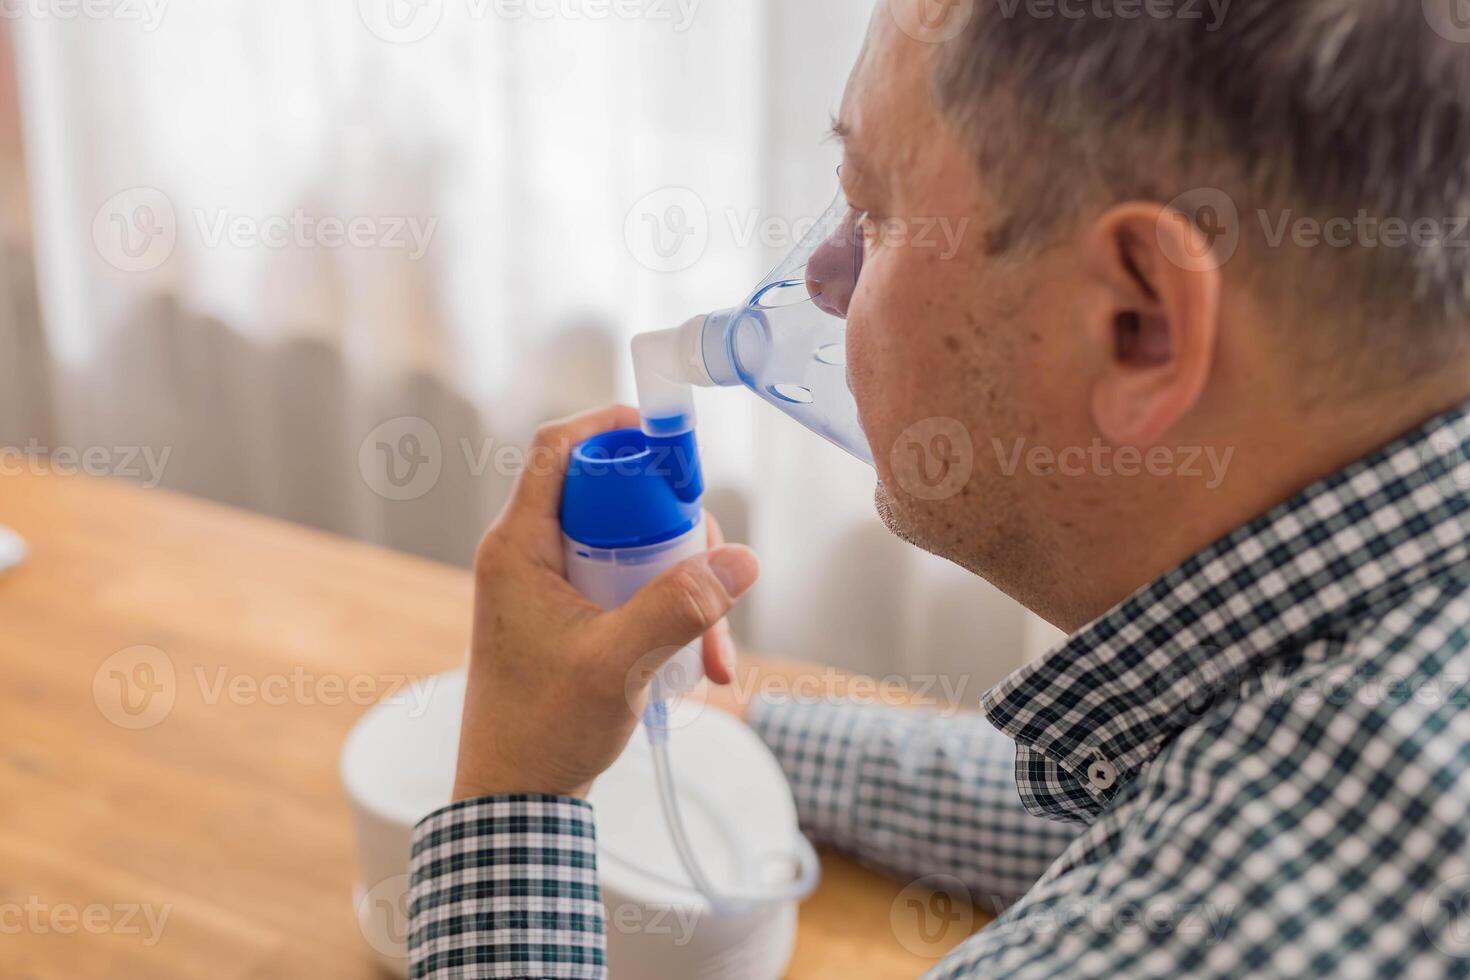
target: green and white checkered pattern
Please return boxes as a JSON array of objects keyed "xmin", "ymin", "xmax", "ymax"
[
  {"xmin": 749, "ymin": 697, "xmax": 1080, "ymax": 905},
  {"xmin": 410, "ymin": 401, "xmax": 1470, "ymax": 979},
  {"xmin": 409, "ymin": 796, "xmax": 605, "ymax": 978}
]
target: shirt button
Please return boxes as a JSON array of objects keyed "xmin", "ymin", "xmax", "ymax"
[{"xmin": 1087, "ymin": 759, "xmax": 1119, "ymax": 792}]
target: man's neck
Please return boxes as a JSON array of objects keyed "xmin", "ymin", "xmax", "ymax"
[{"xmin": 1058, "ymin": 373, "xmax": 1470, "ymax": 633}]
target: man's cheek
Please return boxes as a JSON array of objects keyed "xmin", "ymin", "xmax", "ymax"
[{"xmin": 844, "ymin": 311, "xmax": 881, "ymax": 433}]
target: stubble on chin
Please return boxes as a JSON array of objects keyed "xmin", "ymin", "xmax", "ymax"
[{"xmin": 873, "ymin": 479, "xmax": 932, "ymax": 554}]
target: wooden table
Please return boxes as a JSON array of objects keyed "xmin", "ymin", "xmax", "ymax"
[{"xmin": 0, "ymin": 470, "xmax": 987, "ymax": 978}]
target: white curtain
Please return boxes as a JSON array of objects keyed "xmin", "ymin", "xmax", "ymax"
[{"xmin": 6, "ymin": 0, "xmax": 1054, "ymax": 686}]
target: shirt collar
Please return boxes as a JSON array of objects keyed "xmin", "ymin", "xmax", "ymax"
[{"xmin": 982, "ymin": 400, "xmax": 1470, "ymax": 822}]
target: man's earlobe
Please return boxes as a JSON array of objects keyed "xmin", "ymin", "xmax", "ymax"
[{"xmin": 1083, "ymin": 203, "xmax": 1222, "ymax": 448}]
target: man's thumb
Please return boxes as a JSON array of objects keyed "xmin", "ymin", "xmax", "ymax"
[{"xmin": 605, "ymin": 545, "xmax": 760, "ymax": 659}]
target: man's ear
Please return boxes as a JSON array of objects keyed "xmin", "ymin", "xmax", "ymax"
[{"xmin": 1080, "ymin": 202, "xmax": 1223, "ymax": 447}]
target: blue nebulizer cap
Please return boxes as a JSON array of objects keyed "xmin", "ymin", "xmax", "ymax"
[{"xmin": 560, "ymin": 428, "xmax": 704, "ymax": 549}]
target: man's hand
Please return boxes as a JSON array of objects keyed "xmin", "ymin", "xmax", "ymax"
[{"xmin": 452, "ymin": 405, "xmax": 760, "ymax": 802}]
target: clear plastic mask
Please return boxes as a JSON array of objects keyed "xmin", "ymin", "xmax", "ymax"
[{"xmin": 700, "ymin": 184, "xmax": 873, "ymax": 464}]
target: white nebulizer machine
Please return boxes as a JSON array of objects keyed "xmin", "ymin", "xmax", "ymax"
[{"xmin": 559, "ymin": 184, "xmax": 870, "ymax": 917}]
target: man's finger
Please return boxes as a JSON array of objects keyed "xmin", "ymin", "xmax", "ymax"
[
  {"xmin": 600, "ymin": 545, "xmax": 760, "ymax": 677},
  {"xmin": 702, "ymin": 617, "xmax": 736, "ymax": 685},
  {"xmin": 504, "ymin": 404, "xmax": 641, "ymax": 521},
  {"xmin": 701, "ymin": 512, "xmax": 735, "ymax": 683}
]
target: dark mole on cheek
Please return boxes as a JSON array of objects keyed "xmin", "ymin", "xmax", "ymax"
[{"xmin": 943, "ymin": 335, "xmax": 961, "ymax": 353}]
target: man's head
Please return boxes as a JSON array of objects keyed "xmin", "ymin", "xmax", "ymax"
[{"xmin": 835, "ymin": 0, "xmax": 1470, "ymax": 628}]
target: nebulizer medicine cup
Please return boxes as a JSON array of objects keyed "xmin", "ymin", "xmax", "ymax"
[{"xmin": 561, "ymin": 426, "xmax": 710, "ymax": 696}]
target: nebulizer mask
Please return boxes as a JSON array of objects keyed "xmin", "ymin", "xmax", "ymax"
[
  {"xmin": 559, "ymin": 183, "xmax": 869, "ymax": 917},
  {"xmin": 629, "ymin": 183, "xmax": 870, "ymax": 460}
]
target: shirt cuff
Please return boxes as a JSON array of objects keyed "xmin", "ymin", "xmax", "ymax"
[{"xmin": 407, "ymin": 795, "xmax": 606, "ymax": 979}]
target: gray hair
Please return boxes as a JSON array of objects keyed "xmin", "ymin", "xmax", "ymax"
[{"xmin": 934, "ymin": 0, "xmax": 1470, "ymax": 370}]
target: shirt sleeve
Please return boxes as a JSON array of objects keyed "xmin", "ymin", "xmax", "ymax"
[
  {"xmin": 407, "ymin": 795, "xmax": 607, "ymax": 980},
  {"xmin": 748, "ymin": 695, "xmax": 1079, "ymax": 906}
]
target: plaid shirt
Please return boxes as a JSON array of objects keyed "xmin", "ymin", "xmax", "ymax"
[{"xmin": 409, "ymin": 402, "xmax": 1470, "ymax": 979}]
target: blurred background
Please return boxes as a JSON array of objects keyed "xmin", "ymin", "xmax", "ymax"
[{"xmin": 0, "ymin": 0, "xmax": 1059, "ymax": 689}]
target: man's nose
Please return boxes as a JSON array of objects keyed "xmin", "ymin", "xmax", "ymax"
[{"xmin": 806, "ymin": 209, "xmax": 864, "ymax": 318}]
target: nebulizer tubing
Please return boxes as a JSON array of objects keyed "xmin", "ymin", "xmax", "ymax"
[
  {"xmin": 641, "ymin": 679, "xmax": 821, "ymax": 914},
  {"xmin": 631, "ymin": 320, "xmax": 823, "ymax": 915}
]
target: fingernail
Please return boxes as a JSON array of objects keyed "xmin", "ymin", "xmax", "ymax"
[{"xmin": 708, "ymin": 547, "xmax": 757, "ymax": 598}]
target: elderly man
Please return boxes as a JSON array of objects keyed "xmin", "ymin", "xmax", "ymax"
[{"xmin": 408, "ymin": 1, "xmax": 1470, "ymax": 976}]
